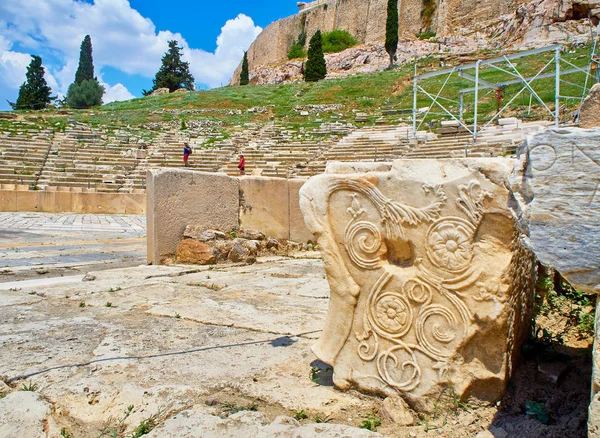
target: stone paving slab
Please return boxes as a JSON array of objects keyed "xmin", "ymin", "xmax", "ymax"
[
  {"xmin": 0, "ymin": 213, "xmax": 146, "ymax": 235},
  {"xmin": 0, "ymin": 213, "xmax": 147, "ymax": 282}
]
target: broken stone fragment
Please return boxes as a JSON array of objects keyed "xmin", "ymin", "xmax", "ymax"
[
  {"xmin": 510, "ymin": 127, "xmax": 600, "ymax": 295},
  {"xmin": 380, "ymin": 395, "xmax": 414, "ymax": 426},
  {"xmin": 176, "ymin": 240, "xmax": 217, "ymax": 265},
  {"xmin": 183, "ymin": 226, "xmax": 229, "ymax": 242},
  {"xmin": 265, "ymin": 237, "xmax": 279, "ymax": 249},
  {"xmin": 300, "ymin": 159, "xmax": 535, "ymax": 411},
  {"xmin": 213, "ymin": 240, "xmax": 236, "ymax": 259},
  {"xmin": 226, "ymin": 242, "xmax": 246, "ymax": 262},
  {"xmin": 238, "ymin": 229, "xmax": 266, "ymax": 241}
]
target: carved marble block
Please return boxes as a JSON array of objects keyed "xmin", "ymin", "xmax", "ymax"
[{"xmin": 300, "ymin": 159, "xmax": 535, "ymax": 411}]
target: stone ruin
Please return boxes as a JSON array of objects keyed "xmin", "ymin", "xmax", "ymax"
[
  {"xmin": 297, "ymin": 126, "xmax": 600, "ymax": 431},
  {"xmin": 300, "ymin": 159, "xmax": 536, "ymax": 411}
]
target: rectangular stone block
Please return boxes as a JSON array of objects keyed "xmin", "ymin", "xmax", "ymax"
[
  {"xmin": 15, "ymin": 191, "xmax": 40, "ymax": 211},
  {"xmin": 300, "ymin": 158, "xmax": 535, "ymax": 411},
  {"xmin": 147, "ymin": 169, "xmax": 239, "ymax": 264},
  {"xmin": 124, "ymin": 193, "xmax": 146, "ymax": 215},
  {"xmin": 0, "ymin": 191, "xmax": 17, "ymax": 212},
  {"xmin": 240, "ymin": 177, "xmax": 289, "ymax": 240},
  {"xmin": 289, "ymin": 178, "xmax": 316, "ymax": 243}
]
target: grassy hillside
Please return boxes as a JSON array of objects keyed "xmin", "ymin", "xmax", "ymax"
[{"xmin": 4, "ymin": 44, "xmax": 596, "ymax": 131}]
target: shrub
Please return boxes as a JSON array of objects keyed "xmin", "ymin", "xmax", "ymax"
[
  {"xmin": 66, "ymin": 79, "xmax": 105, "ymax": 109},
  {"xmin": 417, "ymin": 31, "xmax": 437, "ymax": 40},
  {"xmin": 288, "ymin": 43, "xmax": 307, "ymax": 59},
  {"xmin": 322, "ymin": 30, "xmax": 357, "ymax": 53}
]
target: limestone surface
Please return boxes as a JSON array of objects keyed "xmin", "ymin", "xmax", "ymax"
[
  {"xmin": 146, "ymin": 411, "xmax": 382, "ymax": 438},
  {"xmin": 580, "ymin": 83, "xmax": 600, "ymax": 129},
  {"xmin": 0, "ymin": 392, "xmax": 60, "ymax": 438},
  {"xmin": 300, "ymin": 159, "xmax": 535, "ymax": 410},
  {"xmin": 510, "ymin": 128, "xmax": 600, "ymax": 294}
]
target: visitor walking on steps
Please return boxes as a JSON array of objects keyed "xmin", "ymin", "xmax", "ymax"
[
  {"xmin": 183, "ymin": 142, "xmax": 192, "ymax": 167},
  {"xmin": 238, "ymin": 154, "xmax": 245, "ymax": 175}
]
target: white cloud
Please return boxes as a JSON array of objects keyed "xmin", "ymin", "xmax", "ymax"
[
  {"xmin": 102, "ymin": 82, "xmax": 135, "ymax": 103},
  {"xmin": 0, "ymin": 0, "xmax": 262, "ymax": 103},
  {"xmin": 186, "ymin": 14, "xmax": 262, "ymax": 88},
  {"xmin": 0, "ymin": 35, "xmax": 31, "ymax": 90}
]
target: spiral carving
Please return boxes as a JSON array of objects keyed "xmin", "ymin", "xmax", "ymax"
[
  {"xmin": 416, "ymin": 305, "xmax": 459, "ymax": 361},
  {"xmin": 345, "ymin": 220, "xmax": 384, "ymax": 270},
  {"xmin": 377, "ymin": 343, "xmax": 421, "ymax": 392},
  {"xmin": 404, "ymin": 279, "xmax": 433, "ymax": 305}
]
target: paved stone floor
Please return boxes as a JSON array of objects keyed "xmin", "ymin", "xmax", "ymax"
[{"xmin": 0, "ymin": 213, "xmax": 146, "ymax": 282}]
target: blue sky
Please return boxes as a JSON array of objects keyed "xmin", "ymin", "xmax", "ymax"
[{"xmin": 0, "ymin": 0, "xmax": 298, "ymax": 110}]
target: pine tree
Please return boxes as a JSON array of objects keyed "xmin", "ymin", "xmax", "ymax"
[
  {"xmin": 144, "ymin": 40, "xmax": 195, "ymax": 95},
  {"xmin": 239, "ymin": 51, "xmax": 249, "ymax": 86},
  {"xmin": 9, "ymin": 55, "xmax": 54, "ymax": 110},
  {"xmin": 74, "ymin": 35, "xmax": 94, "ymax": 84},
  {"xmin": 66, "ymin": 35, "xmax": 104, "ymax": 109},
  {"xmin": 303, "ymin": 30, "xmax": 327, "ymax": 82},
  {"xmin": 385, "ymin": 0, "xmax": 399, "ymax": 68}
]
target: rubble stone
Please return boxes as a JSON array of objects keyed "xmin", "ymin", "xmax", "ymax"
[{"xmin": 176, "ymin": 240, "xmax": 217, "ymax": 265}]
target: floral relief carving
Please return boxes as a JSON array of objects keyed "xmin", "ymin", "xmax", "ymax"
[{"xmin": 299, "ymin": 162, "xmax": 534, "ymax": 408}]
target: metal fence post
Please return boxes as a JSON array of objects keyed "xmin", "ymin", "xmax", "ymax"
[
  {"xmin": 555, "ymin": 46, "xmax": 561, "ymax": 127},
  {"xmin": 473, "ymin": 61, "xmax": 481, "ymax": 141},
  {"xmin": 412, "ymin": 62, "xmax": 418, "ymax": 138}
]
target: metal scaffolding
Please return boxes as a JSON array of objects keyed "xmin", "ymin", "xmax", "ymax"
[{"xmin": 412, "ymin": 42, "xmax": 600, "ymax": 139}]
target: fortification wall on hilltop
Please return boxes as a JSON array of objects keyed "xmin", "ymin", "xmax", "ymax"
[{"xmin": 231, "ymin": 0, "xmax": 530, "ymax": 84}]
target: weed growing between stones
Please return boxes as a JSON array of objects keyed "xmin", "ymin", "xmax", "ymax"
[
  {"xmin": 532, "ymin": 268, "xmax": 596, "ymax": 345},
  {"xmin": 21, "ymin": 381, "xmax": 38, "ymax": 391},
  {"xmin": 293, "ymin": 409, "xmax": 308, "ymax": 420},
  {"xmin": 360, "ymin": 411, "xmax": 382, "ymax": 431},
  {"xmin": 219, "ymin": 401, "xmax": 258, "ymax": 417}
]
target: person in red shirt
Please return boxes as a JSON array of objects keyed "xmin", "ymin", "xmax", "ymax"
[{"xmin": 237, "ymin": 154, "xmax": 245, "ymax": 175}]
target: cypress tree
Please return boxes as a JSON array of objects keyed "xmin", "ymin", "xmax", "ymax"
[
  {"xmin": 303, "ymin": 30, "xmax": 327, "ymax": 82},
  {"xmin": 144, "ymin": 40, "xmax": 195, "ymax": 95},
  {"xmin": 385, "ymin": 0, "xmax": 399, "ymax": 68},
  {"xmin": 66, "ymin": 35, "xmax": 104, "ymax": 109},
  {"xmin": 9, "ymin": 55, "xmax": 54, "ymax": 110},
  {"xmin": 74, "ymin": 35, "xmax": 94, "ymax": 84},
  {"xmin": 240, "ymin": 51, "xmax": 249, "ymax": 86}
]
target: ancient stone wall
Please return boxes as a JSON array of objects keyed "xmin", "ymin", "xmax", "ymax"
[
  {"xmin": 231, "ymin": 0, "xmax": 533, "ymax": 84},
  {"xmin": 146, "ymin": 169, "xmax": 312, "ymax": 264},
  {"xmin": 0, "ymin": 188, "xmax": 145, "ymax": 215}
]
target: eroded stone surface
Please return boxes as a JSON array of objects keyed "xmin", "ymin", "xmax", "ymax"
[
  {"xmin": 510, "ymin": 128, "xmax": 600, "ymax": 294},
  {"xmin": 300, "ymin": 159, "xmax": 535, "ymax": 410},
  {"xmin": 0, "ymin": 392, "xmax": 60, "ymax": 438},
  {"xmin": 146, "ymin": 411, "xmax": 382, "ymax": 438}
]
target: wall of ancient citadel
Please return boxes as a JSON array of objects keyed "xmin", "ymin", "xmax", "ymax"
[{"xmin": 231, "ymin": 0, "xmax": 532, "ymax": 84}]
